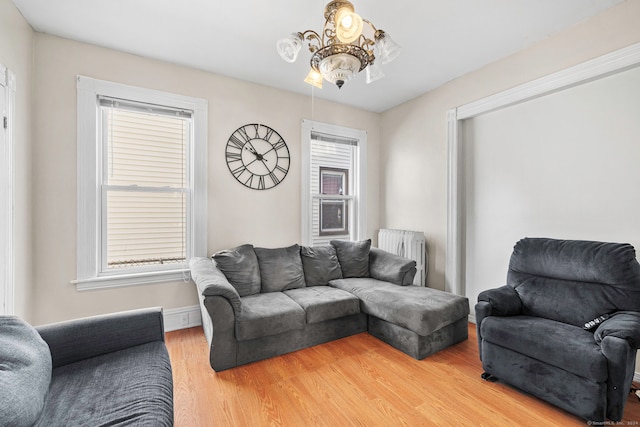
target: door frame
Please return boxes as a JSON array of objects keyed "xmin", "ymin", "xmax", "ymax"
[{"xmin": 0, "ymin": 64, "xmax": 16, "ymax": 315}]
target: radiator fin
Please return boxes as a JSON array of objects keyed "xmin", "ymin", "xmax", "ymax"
[{"xmin": 377, "ymin": 229, "xmax": 428, "ymax": 286}]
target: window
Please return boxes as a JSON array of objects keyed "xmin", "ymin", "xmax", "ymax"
[
  {"xmin": 76, "ymin": 77, "xmax": 207, "ymax": 290},
  {"xmin": 319, "ymin": 167, "xmax": 349, "ymax": 236},
  {"xmin": 301, "ymin": 120, "xmax": 367, "ymax": 246}
]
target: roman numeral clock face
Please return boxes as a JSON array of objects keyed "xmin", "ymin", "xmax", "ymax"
[{"xmin": 225, "ymin": 124, "xmax": 290, "ymax": 190}]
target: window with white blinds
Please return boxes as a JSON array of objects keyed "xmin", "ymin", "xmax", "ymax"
[
  {"xmin": 100, "ymin": 99, "xmax": 190, "ymax": 271},
  {"xmin": 76, "ymin": 76, "xmax": 207, "ymax": 290},
  {"xmin": 301, "ymin": 120, "xmax": 367, "ymax": 247},
  {"xmin": 311, "ymin": 139, "xmax": 354, "ymax": 245}
]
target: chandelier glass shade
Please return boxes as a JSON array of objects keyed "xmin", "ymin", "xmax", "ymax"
[{"xmin": 276, "ymin": 0, "xmax": 400, "ymax": 89}]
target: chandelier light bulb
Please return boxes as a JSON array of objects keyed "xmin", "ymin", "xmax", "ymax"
[
  {"xmin": 365, "ymin": 61, "xmax": 385, "ymax": 84},
  {"xmin": 335, "ymin": 7, "xmax": 363, "ymax": 44},
  {"xmin": 304, "ymin": 68, "xmax": 324, "ymax": 89},
  {"xmin": 276, "ymin": 33, "xmax": 303, "ymax": 63},
  {"xmin": 375, "ymin": 31, "xmax": 402, "ymax": 65}
]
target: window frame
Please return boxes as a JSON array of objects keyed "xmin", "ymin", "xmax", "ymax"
[
  {"xmin": 75, "ymin": 76, "xmax": 208, "ymax": 290},
  {"xmin": 301, "ymin": 119, "xmax": 367, "ymax": 246},
  {"xmin": 319, "ymin": 167, "xmax": 350, "ymax": 236}
]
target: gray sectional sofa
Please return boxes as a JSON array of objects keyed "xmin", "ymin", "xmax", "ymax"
[
  {"xmin": 0, "ymin": 307, "xmax": 173, "ymax": 427},
  {"xmin": 190, "ymin": 239, "xmax": 469, "ymax": 371}
]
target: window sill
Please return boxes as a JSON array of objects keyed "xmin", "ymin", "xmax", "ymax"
[{"xmin": 72, "ymin": 268, "xmax": 191, "ymax": 291}]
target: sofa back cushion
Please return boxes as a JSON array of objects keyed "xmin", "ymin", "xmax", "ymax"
[
  {"xmin": 255, "ymin": 244, "xmax": 306, "ymax": 292},
  {"xmin": 212, "ymin": 244, "xmax": 261, "ymax": 296},
  {"xmin": 331, "ymin": 239, "xmax": 371, "ymax": 278},
  {"xmin": 507, "ymin": 238, "xmax": 640, "ymax": 327},
  {"xmin": 0, "ymin": 316, "xmax": 52, "ymax": 427},
  {"xmin": 300, "ymin": 245, "xmax": 343, "ymax": 286}
]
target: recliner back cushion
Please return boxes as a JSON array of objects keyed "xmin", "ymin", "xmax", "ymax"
[
  {"xmin": 507, "ymin": 238, "xmax": 640, "ymax": 326},
  {"xmin": 212, "ymin": 244, "xmax": 261, "ymax": 296},
  {"xmin": 255, "ymin": 244, "xmax": 306, "ymax": 292},
  {"xmin": 0, "ymin": 317, "xmax": 52, "ymax": 427}
]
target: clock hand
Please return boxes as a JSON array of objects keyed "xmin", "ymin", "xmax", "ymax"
[
  {"xmin": 244, "ymin": 143, "xmax": 269, "ymax": 161},
  {"xmin": 245, "ymin": 157, "xmax": 261, "ymax": 168},
  {"xmin": 261, "ymin": 146, "xmax": 276, "ymax": 156},
  {"xmin": 244, "ymin": 145, "xmax": 259, "ymax": 158}
]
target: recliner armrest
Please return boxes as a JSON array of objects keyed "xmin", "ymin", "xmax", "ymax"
[
  {"xmin": 36, "ymin": 307, "xmax": 165, "ymax": 369},
  {"xmin": 190, "ymin": 257, "xmax": 242, "ymax": 315},
  {"xmin": 477, "ymin": 285, "xmax": 522, "ymax": 316},
  {"xmin": 369, "ymin": 247, "xmax": 417, "ymax": 286},
  {"xmin": 594, "ymin": 311, "xmax": 640, "ymax": 349}
]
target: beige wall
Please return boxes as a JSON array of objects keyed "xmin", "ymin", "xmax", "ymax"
[
  {"xmin": 0, "ymin": 0, "xmax": 34, "ymax": 319},
  {"xmin": 30, "ymin": 34, "xmax": 380, "ymax": 325},
  {"xmin": 381, "ymin": 0, "xmax": 640, "ymax": 293},
  {"xmin": 381, "ymin": 0, "xmax": 640, "ymax": 375}
]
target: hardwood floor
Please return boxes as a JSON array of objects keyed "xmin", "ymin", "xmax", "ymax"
[{"xmin": 166, "ymin": 324, "xmax": 640, "ymax": 426}]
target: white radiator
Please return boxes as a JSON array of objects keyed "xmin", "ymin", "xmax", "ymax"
[{"xmin": 377, "ymin": 229, "xmax": 428, "ymax": 286}]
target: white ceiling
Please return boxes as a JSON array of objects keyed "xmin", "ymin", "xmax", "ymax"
[{"xmin": 12, "ymin": 0, "xmax": 624, "ymax": 112}]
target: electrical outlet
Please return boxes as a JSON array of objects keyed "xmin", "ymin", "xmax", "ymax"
[{"xmin": 179, "ymin": 313, "xmax": 189, "ymax": 326}]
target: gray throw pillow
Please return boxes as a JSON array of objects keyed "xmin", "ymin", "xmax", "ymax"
[
  {"xmin": 255, "ymin": 244, "xmax": 306, "ymax": 292},
  {"xmin": 300, "ymin": 245, "xmax": 343, "ymax": 286},
  {"xmin": 212, "ymin": 244, "xmax": 261, "ymax": 296},
  {"xmin": 0, "ymin": 316, "xmax": 52, "ymax": 427},
  {"xmin": 331, "ymin": 239, "xmax": 371, "ymax": 278}
]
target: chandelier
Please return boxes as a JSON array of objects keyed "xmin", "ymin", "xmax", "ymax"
[{"xmin": 276, "ymin": 0, "xmax": 401, "ymax": 89}]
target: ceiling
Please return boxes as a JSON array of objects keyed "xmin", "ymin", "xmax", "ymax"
[{"xmin": 12, "ymin": 0, "xmax": 624, "ymax": 113}]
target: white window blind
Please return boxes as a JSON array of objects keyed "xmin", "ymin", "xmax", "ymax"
[{"xmin": 100, "ymin": 98, "xmax": 191, "ymax": 271}]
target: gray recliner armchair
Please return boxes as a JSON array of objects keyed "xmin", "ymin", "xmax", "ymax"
[{"xmin": 476, "ymin": 238, "xmax": 640, "ymax": 422}]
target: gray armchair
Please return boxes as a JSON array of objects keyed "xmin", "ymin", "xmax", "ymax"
[{"xmin": 475, "ymin": 238, "xmax": 640, "ymax": 422}]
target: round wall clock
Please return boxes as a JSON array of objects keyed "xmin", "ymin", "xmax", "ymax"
[{"xmin": 225, "ymin": 124, "xmax": 290, "ymax": 190}]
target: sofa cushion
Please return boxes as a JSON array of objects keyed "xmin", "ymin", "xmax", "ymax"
[
  {"xmin": 0, "ymin": 317, "xmax": 52, "ymax": 427},
  {"xmin": 369, "ymin": 247, "xmax": 417, "ymax": 286},
  {"xmin": 0, "ymin": 316, "xmax": 51, "ymax": 426},
  {"xmin": 300, "ymin": 245, "xmax": 343, "ymax": 286},
  {"xmin": 330, "ymin": 278, "xmax": 469, "ymax": 336},
  {"xmin": 36, "ymin": 341, "xmax": 173, "ymax": 427},
  {"xmin": 480, "ymin": 315, "xmax": 607, "ymax": 382},
  {"xmin": 236, "ymin": 293, "xmax": 306, "ymax": 341},
  {"xmin": 255, "ymin": 244, "xmax": 306, "ymax": 292},
  {"xmin": 331, "ymin": 239, "xmax": 371, "ymax": 278},
  {"xmin": 212, "ymin": 244, "xmax": 261, "ymax": 296},
  {"xmin": 284, "ymin": 286, "xmax": 360, "ymax": 324}
]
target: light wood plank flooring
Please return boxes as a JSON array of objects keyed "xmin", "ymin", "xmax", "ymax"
[{"xmin": 166, "ymin": 324, "xmax": 640, "ymax": 426}]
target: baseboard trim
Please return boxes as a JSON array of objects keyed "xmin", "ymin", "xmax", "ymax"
[
  {"xmin": 635, "ymin": 372, "xmax": 640, "ymax": 385},
  {"xmin": 163, "ymin": 305, "xmax": 202, "ymax": 332}
]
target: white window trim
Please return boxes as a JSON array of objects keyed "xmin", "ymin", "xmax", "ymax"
[
  {"xmin": 301, "ymin": 119, "xmax": 367, "ymax": 246},
  {"xmin": 0, "ymin": 64, "xmax": 16, "ymax": 314},
  {"xmin": 75, "ymin": 76, "xmax": 208, "ymax": 291}
]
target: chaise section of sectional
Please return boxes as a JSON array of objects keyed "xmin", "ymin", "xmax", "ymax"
[{"xmin": 328, "ymin": 278, "xmax": 469, "ymax": 359}]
